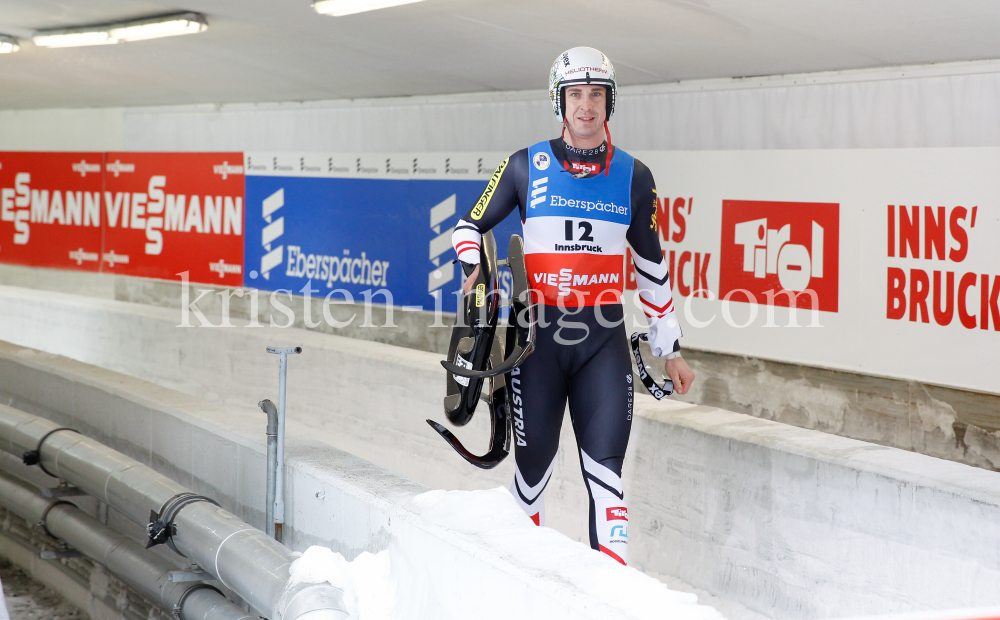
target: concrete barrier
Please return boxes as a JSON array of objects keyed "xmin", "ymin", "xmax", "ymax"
[
  {"xmin": 0, "ymin": 343, "xmax": 717, "ymax": 620},
  {"xmin": 4, "ymin": 262, "xmax": 999, "ymax": 474},
  {"xmin": 0, "ymin": 285, "xmax": 999, "ymax": 618}
]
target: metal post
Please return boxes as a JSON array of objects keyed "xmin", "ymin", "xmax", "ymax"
[
  {"xmin": 266, "ymin": 345, "xmax": 301, "ymax": 543},
  {"xmin": 257, "ymin": 399, "xmax": 279, "ymax": 539}
]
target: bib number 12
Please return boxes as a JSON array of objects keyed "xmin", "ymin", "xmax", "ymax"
[{"xmin": 565, "ymin": 220, "xmax": 594, "ymax": 242}]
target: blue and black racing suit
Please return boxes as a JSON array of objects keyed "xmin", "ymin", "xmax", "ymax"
[{"xmin": 451, "ymin": 138, "xmax": 682, "ymax": 565}]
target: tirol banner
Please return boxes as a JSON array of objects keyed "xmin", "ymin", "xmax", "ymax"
[
  {"xmin": 626, "ymin": 148, "xmax": 1000, "ymax": 396},
  {"xmin": 103, "ymin": 152, "xmax": 245, "ymax": 285},
  {"xmin": 243, "ymin": 152, "xmax": 520, "ymax": 314},
  {"xmin": 0, "ymin": 152, "xmax": 105, "ymax": 271}
]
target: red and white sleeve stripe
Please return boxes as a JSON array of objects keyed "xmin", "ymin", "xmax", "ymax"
[
  {"xmin": 632, "ymin": 251, "xmax": 683, "ymax": 356},
  {"xmin": 452, "ymin": 221, "xmax": 483, "ymax": 265}
]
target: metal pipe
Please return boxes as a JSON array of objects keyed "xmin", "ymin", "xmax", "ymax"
[
  {"xmin": 259, "ymin": 399, "xmax": 279, "ymax": 539},
  {"xmin": 277, "ymin": 352, "xmax": 286, "ymax": 542},
  {"xmin": 0, "ymin": 528, "xmax": 141, "ymax": 620},
  {"xmin": 267, "ymin": 345, "xmax": 301, "ymax": 544},
  {"xmin": 0, "ymin": 403, "xmax": 348, "ymax": 620},
  {"xmin": 0, "ymin": 469, "xmax": 251, "ymax": 620}
]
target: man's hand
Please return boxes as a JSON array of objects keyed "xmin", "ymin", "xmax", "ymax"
[
  {"xmin": 664, "ymin": 356, "xmax": 695, "ymax": 395},
  {"xmin": 462, "ymin": 264, "xmax": 480, "ymax": 295}
]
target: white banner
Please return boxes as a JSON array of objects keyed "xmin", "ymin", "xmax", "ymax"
[
  {"xmin": 624, "ymin": 148, "xmax": 1000, "ymax": 395},
  {"xmin": 244, "ymin": 151, "xmax": 507, "ymax": 180}
]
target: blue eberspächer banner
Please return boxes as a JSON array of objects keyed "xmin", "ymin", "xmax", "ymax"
[{"xmin": 243, "ymin": 152, "xmax": 519, "ymax": 314}]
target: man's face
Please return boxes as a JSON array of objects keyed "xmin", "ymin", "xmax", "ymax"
[{"xmin": 563, "ymin": 85, "xmax": 607, "ymax": 141}]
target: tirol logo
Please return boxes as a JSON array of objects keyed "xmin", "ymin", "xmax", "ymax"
[
  {"xmin": 719, "ymin": 200, "xmax": 839, "ymax": 312},
  {"xmin": 606, "ymin": 507, "xmax": 627, "ymax": 521},
  {"xmin": 568, "ymin": 161, "xmax": 600, "ymax": 175}
]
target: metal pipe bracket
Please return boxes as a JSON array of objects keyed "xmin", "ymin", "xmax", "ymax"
[
  {"xmin": 147, "ymin": 492, "xmax": 220, "ymax": 554},
  {"xmin": 22, "ymin": 427, "xmax": 79, "ymax": 477}
]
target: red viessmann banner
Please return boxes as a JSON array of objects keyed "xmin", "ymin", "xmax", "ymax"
[
  {"xmin": 0, "ymin": 152, "xmax": 105, "ymax": 271},
  {"xmin": 103, "ymin": 152, "xmax": 244, "ymax": 286}
]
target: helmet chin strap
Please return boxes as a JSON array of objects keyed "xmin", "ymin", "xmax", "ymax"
[{"xmin": 604, "ymin": 120, "xmax": 612, "ymax": 176}]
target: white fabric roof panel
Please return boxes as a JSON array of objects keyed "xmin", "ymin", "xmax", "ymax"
[{"xmin": 2, "ymin": 0, "xmax": 1000, "ymax": 109}]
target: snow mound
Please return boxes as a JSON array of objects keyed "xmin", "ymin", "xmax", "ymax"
[
  {"xmin": 288, "ymin": 546, "xmax": 395, "ymax": 620},
  {"xmin": 408, "ymin": 486, "xmax": 725, "ymax": 620}
]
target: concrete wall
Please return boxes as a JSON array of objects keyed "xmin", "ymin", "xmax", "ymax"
[
  {"xmin": 677, "ymin": 349, "xmax": 1000, "ymax": 472},
  {"xmin": 625, "ymin": 410, "xmax": 1000, "ymax": 618},
  {"xmin": 1, "ymin": 262, "xmax": 998, "ymax": 476},
  {"xmin": 0, "ymin": 285, "xmax": 998, "ymax": 617},
  {"xmin": 0, "ymin": 342, "xmax": 718, "ymax": 620}
]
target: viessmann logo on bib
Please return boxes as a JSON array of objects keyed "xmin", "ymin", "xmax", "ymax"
[{"xmin": 719, "ymin": 200, "xmax": 840, "ymax": 312}]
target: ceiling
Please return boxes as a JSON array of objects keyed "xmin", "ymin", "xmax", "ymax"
[{"xmin": 2, "ymin": 0, "xmax": 1000, "ymax": 109}]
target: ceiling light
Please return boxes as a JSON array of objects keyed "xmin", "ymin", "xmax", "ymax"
[
  {"xmin": 0, "ymin": 34, "xmax": 18, "ymax": 53},
  {"xmin": 32, "ymin": 12, "xmax": 208, "ymax": 48},
  {"xmin": 33, "ymin": 31, "xmax": 116, "ymax": 48},
  {"xmin": 312, "ymin": 0, "xmax": 424, "ymax": 17},
  {"xmin": 108, "ymin": 13, "xmax": 207, "ymax": 41}
]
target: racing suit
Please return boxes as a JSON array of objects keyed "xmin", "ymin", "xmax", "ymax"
[{"xmin": 451, "ymin": 138, "xmax": 681, "ymax": 565}]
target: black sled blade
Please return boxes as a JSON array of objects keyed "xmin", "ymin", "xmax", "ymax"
[
  {"xmin": 442, "ymin": 327, "xmax": 493, "ymax": 425},
  {"xmin": 426, "ymin": 419, "xmax": 509, "ymax": 469},
  {"xmin": 430, "ymin": 334, "xmax": 512, "ymax": 469}
]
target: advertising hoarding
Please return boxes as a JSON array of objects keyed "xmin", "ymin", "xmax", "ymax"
[
  {"xmin": 629, "ymin": 148, "xmax": 1000, "ymax": 395},
  {"xmin": 102, "ymin": 152, "xmax": 244, "ymax": 285},
  {"xmin": 244, "ymin": 151, "xmax": 519, "ymax": 313},
  {"xmin": 0, "ymin": 152, "xmax": 105, "ymax": 271}
]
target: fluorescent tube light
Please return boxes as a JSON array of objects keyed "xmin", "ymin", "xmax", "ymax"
[
  {"xmin": 33, "ymin": 31, "xmax": 116, "ymax": 48},
  {"xmin": 32, "ymin": 12, "xmax": 208, "ymax": 48},
  {"xmin": 108, "ymin": 13, "xmax": 207, "ymax": 41},
  {"xmin": 312, "ymin": 0, "xmax": 424, "ymax": 17},
  {"xmin": 0, "ymin": 34, "xmax": 18, "ymax": 53}
]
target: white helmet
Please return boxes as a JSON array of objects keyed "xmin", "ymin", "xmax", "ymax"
[{"xmin": 549, "ymin": 47, "xmax": 617, "ymax": 122}]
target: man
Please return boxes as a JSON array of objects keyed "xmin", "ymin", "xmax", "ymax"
[{"xmin": 451, "ymin": 47, "xmax": 695, "ymax": 565}]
